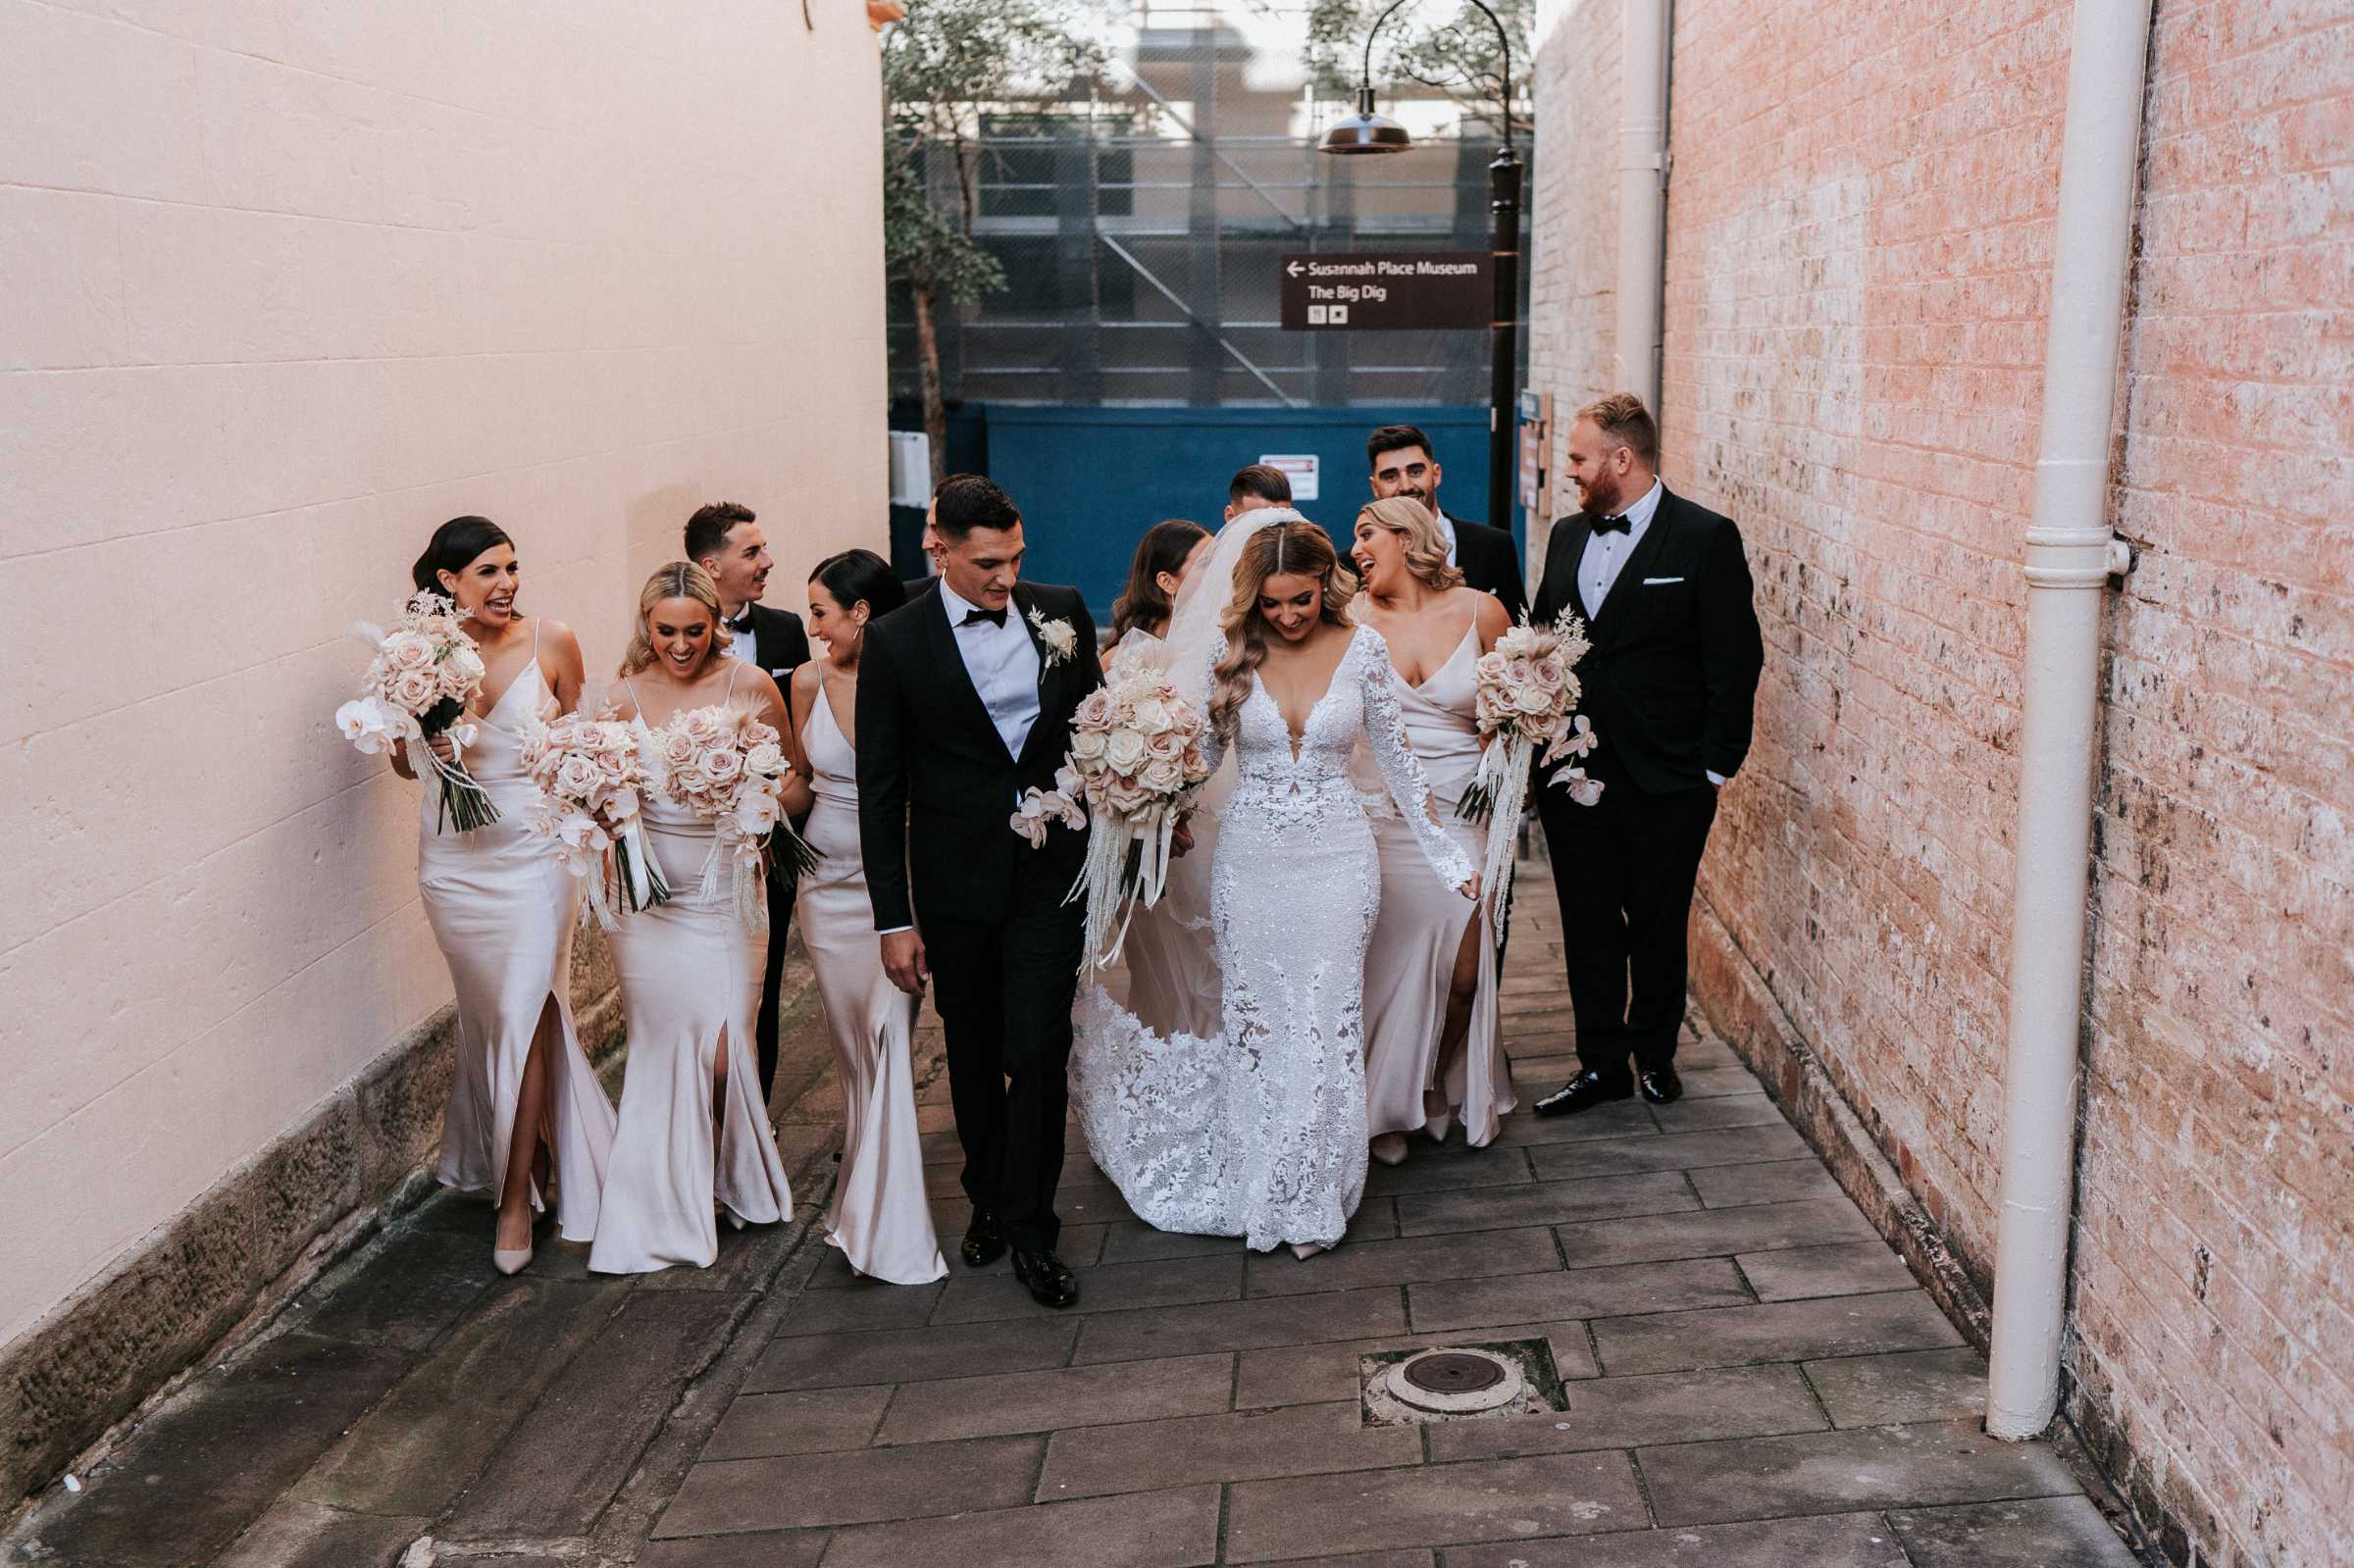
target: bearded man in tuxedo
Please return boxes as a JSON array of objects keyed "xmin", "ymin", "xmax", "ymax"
[
  {"xmin": 688, "ymin": 502, "xmax": 811, "ymax": 1102},
  {"xmin": 857, "ymin": 475, "xmax": 1101, "ymax": 1309},
  {"xmin": 1528, "ymin": 394, "xmax": 1764, "ymax": 1115}
]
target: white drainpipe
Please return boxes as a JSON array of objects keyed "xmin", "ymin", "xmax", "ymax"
[
  {"xmin": 1615, "ymin": 0, "xmax": 1667, "ymax": 411},
  {"xmin": 1985, "ymin": 0, "xmax": 2151, "ymax": 1440}
]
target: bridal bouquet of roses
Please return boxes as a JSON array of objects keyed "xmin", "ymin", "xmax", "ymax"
[
  {"xmin": 1458, "ymin": 608, "xmax": 1604, "ymax": 931},
  {"xmin": 519, "ymin": 711, "xmax": 667, "ymax": 930},
  {"xmin": 1041, "ymin": 646, "xmax": 1214, "ymax": 970},
  {"xmin": 334, "ymin": 590, "xmax": 497, "ymax": 833},
  {"xmin": 651, "ymin": 704, "xmax": 818, "ymax": 931}
]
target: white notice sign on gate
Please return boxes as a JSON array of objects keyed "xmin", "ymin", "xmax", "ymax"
[{"xmin": 1259, "ymin": 453, "xmax": 1319, "ymax": 501}]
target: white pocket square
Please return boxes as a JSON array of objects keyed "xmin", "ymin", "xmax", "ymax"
[{"xmin": 1642, "ymin": 576, "xmax": 1684, "ymax": 585}]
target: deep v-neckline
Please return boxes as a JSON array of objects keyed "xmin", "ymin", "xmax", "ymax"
[
  {"xmin": 1403, "ymin": 619, "xmax": 1478, "ymax": 692},
  {"xmin": 1252, "ymin": 629, "xmax": 1359, "ymax": 762},
  {"xmin": 477, "ymin": 656, "xmax": 540, "ymax": 726}
]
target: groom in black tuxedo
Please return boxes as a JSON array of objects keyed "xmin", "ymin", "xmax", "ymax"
[
  {"xmin": 856, "ymin": 475, "xmax": 1101, "ymax": 1308},
  {"xmin": 1528, "ymin": 394, "xmax": 1763, "ymax": 1115},
  {"xmin": 687, "ymin": 502, "xmax": 811, "ymax": 1102}
]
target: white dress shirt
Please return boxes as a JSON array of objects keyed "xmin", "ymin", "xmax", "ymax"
[
  {"xmin": 937, "ymin": 578, "xmax": 1042, "ymax": 759},
  {"xmin": 1431, "ymin": 506, "xmax": 1460, "ymax": 568},
  {"xmin": 1575, "ymin": 477, "xmax": 1663, "ymax": 616},
  {"xmin": 722, "ymin": 607, "xmax": 758, "ymax": 666}
]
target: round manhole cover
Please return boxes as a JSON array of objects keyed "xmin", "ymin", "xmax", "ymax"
[
  {"xmin": 1403, "ymin": 1351, "xmax": 1508, "ymax": 1394},
  {"xmin": 1378, "ymin": 1347, "xmax": 1527, "ymax": 1416}
]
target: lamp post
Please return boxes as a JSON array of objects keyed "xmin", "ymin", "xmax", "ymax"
[{"xmin": 1319, "ymin": 0, "xmax": 1522, "ymax": 535}]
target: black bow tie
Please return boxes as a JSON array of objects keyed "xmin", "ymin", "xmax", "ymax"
[
  {"xmin": 1591, "ymin": 513, "xmax": 1631, "ymax": 536},
  {"xmin": 724, "ymin": 610, "xmax": 755, "ymax": 634},
  {"xmin": 959, "ymin": 606, "xmax": 1008, "ymax": 629}
]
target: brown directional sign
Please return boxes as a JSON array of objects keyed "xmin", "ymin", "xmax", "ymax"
[{"xmin": 1279, "ymin": 251, "xmax": 1493, "ymax": 331}]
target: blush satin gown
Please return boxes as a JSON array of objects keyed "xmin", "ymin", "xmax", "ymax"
[
  {"xmin": 1360, "ymin": 620, "xmax": 1513, "ymax": 1146},
  {"xmin": 794, "ymin": 685, "xmax": 947, "ymax": 1284},
  {"xmin": 417, "ymin": 624, "xmax": 617, "ymax": 1241},
  {"xmin": 588, "ymin": 669, "xmax": 793, "ymax": 1274}
]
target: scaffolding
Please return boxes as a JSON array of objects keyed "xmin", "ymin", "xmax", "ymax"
[{"xmin": 888, "ymin": 2, "xmax": 1534, "ymax": 410}]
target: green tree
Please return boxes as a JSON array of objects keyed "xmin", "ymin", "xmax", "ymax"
[{"xmin": 880, "ymin": 0, "xmax": 1106, "ymax": 481}]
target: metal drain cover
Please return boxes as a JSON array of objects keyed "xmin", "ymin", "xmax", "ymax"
[
  {"xmin": 1404, "ymin": 1351, "xmax": 1507, "ymax": 1394},
  {"xmin": 1376, "ymin": 1347, "xmax": 1526, "ymax": 1417}
]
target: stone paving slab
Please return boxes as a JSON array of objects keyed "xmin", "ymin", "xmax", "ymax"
[
  {"xmin": 1408, "ymin": 1257, "xmax": 1752, "ymax": 1332},
  {"xmin": 1889, "ymin": 1494, "xmax": 2144, "ymax": 1566},
  {"xmin": 1421, "ymin": 1362, "xmax": 1828, "ymax": 1462},
  {"xmin": 743, "ymin": 1316, "xmax": 1080, "ymax": 1391},
  {"xmin": 700, "ymin": 1384, "xmax": 893, "ymax": 1459},
  {"xmin": 1393, "ymin": 1169, "xmax": 1702, "ymax": 1234},
  {"xmin": 1442, "ymin": 1511, "xmax": 1912, "ymax": 1567},
  {"xmin": 1223, "ymin": 1451, "xmax": 1646, "ymax": 1560},
  {"xmin": 1241, "ymin": 1224, "xmax": 1561, "ymax": 1296},
  {"xmin": 873, "ymin": 1350, "xmax": 1235, "ymax": 1443},
  {"xmin": 1803, "ymin": 1344, "xmax": 1992, "ymax": 1428},
  {"xmin": 445, "ymin": 1290, "xmax": 738, "ymax": 1540},
  {"xmin": 211, "ymin": 1499, "xmax": 428, "ymax": 1568},
  {"xmin": 1590, "ymin": 1289, "xmax": 1967, "ymax": 1375},
  {"xmin": 1689, "ymin": 1157, "xmax": 1849, "ymax": 1207},
  {"xmin": 1636, "ymin": 1419, "xmax": 2084, "ymax": 1526},
  {"xmin": 1551, "ymin": 1194, "xmax": 1881, "ymax": 1269},
  {"xmin": 1073, "ymin": 1285, "xmax": 1411, "ymax": 1363},
  {"xmin": 654, "ymin": 1434, "xmax": 1046, "ymax": 1536},
  {"xmin": 1037, "ymin": 1400, "xmax": 1422, "ymax": 1499},
  {"xmin": 1738, "ymin": 1239, "xmax": 1919, "ymax": 1301},
  {"xmin": 815, "ymin": 1484, "xmax": 1223, "ymax": 1568},
  {"xmin": 23, "ymin": 1333, "xmax": 416, "ymax": 1568}
]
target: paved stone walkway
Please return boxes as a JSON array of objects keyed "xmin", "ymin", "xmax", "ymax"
[{"xmin": 6, "ymin": 874, "xmax": 2146, "ymax": 1567}]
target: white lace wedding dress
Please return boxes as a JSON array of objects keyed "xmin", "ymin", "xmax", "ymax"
[{"xmin": 1071, "ymin": 624, "xmax": 1473, "ymax": 1250}]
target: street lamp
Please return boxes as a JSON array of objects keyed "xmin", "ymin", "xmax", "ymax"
[{"xmin": 1319, "ymin": 0, "xmax": 1523, "ymax": 537}]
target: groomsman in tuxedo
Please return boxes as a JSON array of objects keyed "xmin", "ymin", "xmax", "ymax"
[
  {"xmin": 687, "ymin": 502, "xmax": 812, "ymax": 1102},
  {"xmin": 857, "ymin": 475, "xmax": 1102, "ymax": 1308},
  {"xmin": 1367, "ymin": 423, "xmax": 1527, "ymax": 615},
  {"xmin": 1528, "ymin": 394, "xmax": 1763, "ymax": 1114}
]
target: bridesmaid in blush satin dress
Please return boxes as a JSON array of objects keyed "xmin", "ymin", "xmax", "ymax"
[
  {"xmin": 588, "ymin": 562, "xmax": 794, "ymax": 1275},
  {"xmin": 779, "ymin": 550, "xmax": 946, "ymax": 1284},
  {"xmin": 1348, "ymin": 498, "xmax": 1517, "ymax": 1162},
  {"xmin": 397, "ymin": 516, "xmax": 616, "ymax": 1274}
]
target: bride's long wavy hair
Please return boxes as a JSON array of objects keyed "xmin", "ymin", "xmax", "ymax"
[{"xmin": 1208, "ymin": 521, "xmax": 1356, "ymax": 741}]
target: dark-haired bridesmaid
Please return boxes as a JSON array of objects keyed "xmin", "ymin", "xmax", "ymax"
[
  {"xmin": 779, "ymin": 550, "xmax": 946, "ymax": 1283},
  {"xmin": 394, "ymin": 516, "xmax": 616, "ymax": 1273}
]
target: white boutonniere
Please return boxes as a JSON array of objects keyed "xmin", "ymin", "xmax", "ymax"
[{"xmin": 1028, "ymin": 607, "xmax": 1077, "ymax": 669}]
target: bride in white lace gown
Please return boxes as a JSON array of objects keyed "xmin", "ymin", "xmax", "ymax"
[{"xmin": 1072, "ymin": 520, "xmax": 1475, "ymax": 1256}]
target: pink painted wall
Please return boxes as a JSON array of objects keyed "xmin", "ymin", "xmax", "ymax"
[
  {"xmin": 0, "ymin": 0, "xmax": 889, "ymax": 1349},
  {"xmin": 1530, "ymin": 0, "xmax": 2353, "ymax": 1562}
]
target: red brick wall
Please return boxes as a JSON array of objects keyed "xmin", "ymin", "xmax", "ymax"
[{"xmin": 1528, "ymin": 1, "xmax": 2354, "ymax": 1563}]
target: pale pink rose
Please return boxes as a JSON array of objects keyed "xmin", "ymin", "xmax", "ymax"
[
  {"xmin": 1103, "ymin": 729, "xmax": 1148, "ymax": 773},
  {"xmin": 744, "ymin": 740, "xmax": 785, "ymax": 778},
  {"xmin": 388, "ymin": 667, "xmax": 439, "ymax": 712},
  {"xmin": 554, "ymin": 754, "xmax": 602, "ymax": 800},
  {"xmin": 685, "ymin": 707, "xmax": 725, "ymax": 746},
  {"xmin": 1128, "ymin": 696, "xmax": 1172, "ymax": 735},
  {"xmin": 702, "ymin": 746, "xmax": 744, "ymax": 785},
  {"xmin": 1074, "ymin": 689, "xmax": 1113, "ymax": 728},
  {"xmin": 1138, "ymin": 757, "xmax": 1182, "ymax": 793},
  {"xmin": 384, "ymin": 632, "xmax": 435, "ymax": 672},
  {"xmin": 1532, "ymin": 653, "xmax": 1566, "ymax": 689},
  {"xmin": 1071, "ymin": 729, "xmax": 1108, "ymax": 761},
  {"xmin": 660, "ymin": 729, "xmax": 697, "ymax": 768},
  {"xmin": 1143, "ymin": 728, "xmax": 1186, "ymax": 761}
]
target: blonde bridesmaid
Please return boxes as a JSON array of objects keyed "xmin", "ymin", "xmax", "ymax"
[
  {"xmin": 1349, "ymin": 497, "xmax": 1516, "ymax": 1162},
  {"xmin": 589, "ymin": 563, "xmax": 794, "ymax": 1274},
  {"xmin": 394, "ymin": 516, "xmax": 616, "ymax": 1273}
]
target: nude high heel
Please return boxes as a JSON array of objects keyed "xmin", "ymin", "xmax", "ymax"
[
  {"xmin": 1288, "ymin": 1241, "xmax": 1328, "ymax": 1261},
  {"xmin": 493, "ymin": 1242, "xmax": 534, "ymax": 1275},
  {"xmin": 1369, "ymin": 1134, "xmax": 1409, "ymax": 1167}
]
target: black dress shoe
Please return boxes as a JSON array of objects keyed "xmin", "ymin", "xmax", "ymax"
[
  {"xmin": 961, "ymin": 1210, "xmax": 1006, "ymax": 1269},
  {"xmin": 1010, "ymin": 1247, "xmax": 1079, "ymax": 1309},
  {"xmin": 1533, "ymin": 1069, "xmax": 1632, "ymax": 1117},
  {"xmin": 1639, "ymin": 1067, "xmax": 1683, "ymax": 1104}
]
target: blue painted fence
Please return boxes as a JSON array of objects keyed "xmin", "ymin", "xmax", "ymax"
[{"xmin": 970, "ymin": 405, "xmax": 1508, "ymax": 622}]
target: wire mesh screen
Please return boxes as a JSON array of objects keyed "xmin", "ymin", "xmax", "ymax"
[{"xmin": 889, "ymin": 5, "xmax": 1533, "ymax": 410}]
